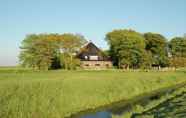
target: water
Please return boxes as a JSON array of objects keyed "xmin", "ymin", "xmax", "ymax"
[
  {"xmin": 78, "ymin": 86, "xmax": 186, "ymax": 118},
  {"xmin": 81, "ymin": 111, "xmax": 111, "ymax": 118}
]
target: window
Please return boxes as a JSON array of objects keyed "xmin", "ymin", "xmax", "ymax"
[
  {"xmin": 106, "ymin": 64, "xmax": 110, "ymax": 67},
  {"xmin": 84, "ymin": 56, "xmax": 88, "ymax": 60},
  {"xmin": 85, "ymin": 64, "xmax": 89, "ymax": 66},
  {"xmin": 95, "ymin": 64, "xmax": 100, "ymax": 66},
  {"xmin": 89, "ymin": 56, "xmax": 98, "ymax": 60}
]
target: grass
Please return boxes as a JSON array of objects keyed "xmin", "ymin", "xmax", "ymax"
[
  {"xmin": 111, "ymin": 82, "xmax": 186, "ymax": 118},
  {"xmin": 0, "ymin": 67, "xmax": 186, "ymax": 118}
]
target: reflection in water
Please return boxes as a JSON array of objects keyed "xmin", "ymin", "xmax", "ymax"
[
  {"xmin": 81, "ymin": 111, "xmax": 111, "ymax": 118},
  {"xmin": 79, "ymin": 87, "xmax": 186, "ymax": 118}
]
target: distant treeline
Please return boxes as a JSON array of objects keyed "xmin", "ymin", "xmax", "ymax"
[{"xmin": 19, "ymin": 29, "xmax": 186, "ymax": 70}]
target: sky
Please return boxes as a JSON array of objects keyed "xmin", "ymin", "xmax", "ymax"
[{"xmin": 0, "ymin": 0, "xmax": 185, "ymax": 66}]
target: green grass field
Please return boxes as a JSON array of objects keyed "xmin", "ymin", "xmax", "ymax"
[{"xmin": 0, "ymin": 67, "xmax": 186, "ymax": 118}]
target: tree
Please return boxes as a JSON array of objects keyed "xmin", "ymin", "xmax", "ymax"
[
  {"xmin": 19, "ymin": 34, "xmax": 59, "ymax": 70},
  {"xmin": 144, "ymin": 33, "xmax": 168, "ymax": 67},
  {"xmin": 59, "ymin": 33, "xmax": 87, "ymax": 70},
  {"xmin": 60, "ymin": 53, "xmax": 81, "ymax": 70},
  {"xmin": 105, "ymin": 29, "xmax": 147, "ymax": 69},
  {"xmin": 169, "ymin": 37, "xmax": 186, "ymax": 67},
  {"xmin": 169, "ymin": 37, "xmax": 186, "ymax": 57},
  {"xmin": 19, "ymin": 33, "xmax": 87, "ymax": 70}
]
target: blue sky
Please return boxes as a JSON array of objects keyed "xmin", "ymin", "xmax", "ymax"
[{"xmin": 0, "ymin": 0, "xmax": 185, "ymax": 66}]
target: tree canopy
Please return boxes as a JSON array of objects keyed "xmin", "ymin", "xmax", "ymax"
[
  {"xmin": 59, "ymin": 33, "xmax": 87, "ymax": 70},
  {"xmin": 105, "ymin": 29, "xmax": 147, "ymax": 69},
  {"xmin": 144, "ymin": 33, "xmax": 168, "ymax": 67},
  {"xmin": 169, "ymin": 37, "xmax": 186, "ymax": 68},
  {"xmin": 19, "ymin": 34, "xmax": 59, "ymax": 70},
  {"xmin": 169, "ymin": 37, "xmax": 186, "ymax": 57},
  {"xmin": 19, "ymin": 33, "xmax": 87, "ymax": 70}
]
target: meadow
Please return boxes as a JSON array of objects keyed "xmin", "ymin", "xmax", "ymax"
[{"xmin": 0, "ymin": 67, "xmax": 186, "ymax": 118}]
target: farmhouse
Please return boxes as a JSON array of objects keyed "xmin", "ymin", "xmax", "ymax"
[{"xmin": 76, "ymin": 42, "xmax": 112, "ymax": 69}]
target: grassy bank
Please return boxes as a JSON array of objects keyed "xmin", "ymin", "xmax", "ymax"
[
  {"xmin": 111, "ymin": 83, "xmax": 186, "ymax": 118},
  {"xmin": 0, "ymin": 68, "xmax": 186, "ymax": 118}
]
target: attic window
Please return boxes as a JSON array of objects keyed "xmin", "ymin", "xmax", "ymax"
[
  {"xmin": 84, "ymin": 56, "xmax": 88, "ymax": 60},
  {"xmin": 89, "ymin": 56, "xmax": 98, "ymax": 60}
]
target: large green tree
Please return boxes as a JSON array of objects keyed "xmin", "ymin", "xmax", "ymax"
[
  {"xmin": 19, "ymin": 34, "xmax": 59, "ymax": 70},
  {"xmin": 169, "ymin": 37, "xmax": 186, "ymax": 67},
  {"xmin": 59, "ymin": 33, "xmax": 87, "ymax": 70},
  {"xmin": 169, "ymin": 37, "xmax": 186, "ymax": 57},
  {"xmin": 19, "ymin": 33, "xmax": 87, "ymax": 70},
  {"xmin": 106, "ymin": 29, "xmax": 147, "ymax": 69},
  {"xmin": 144, "ymin": 33, "xmax": 168, "ymax": 67}
]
